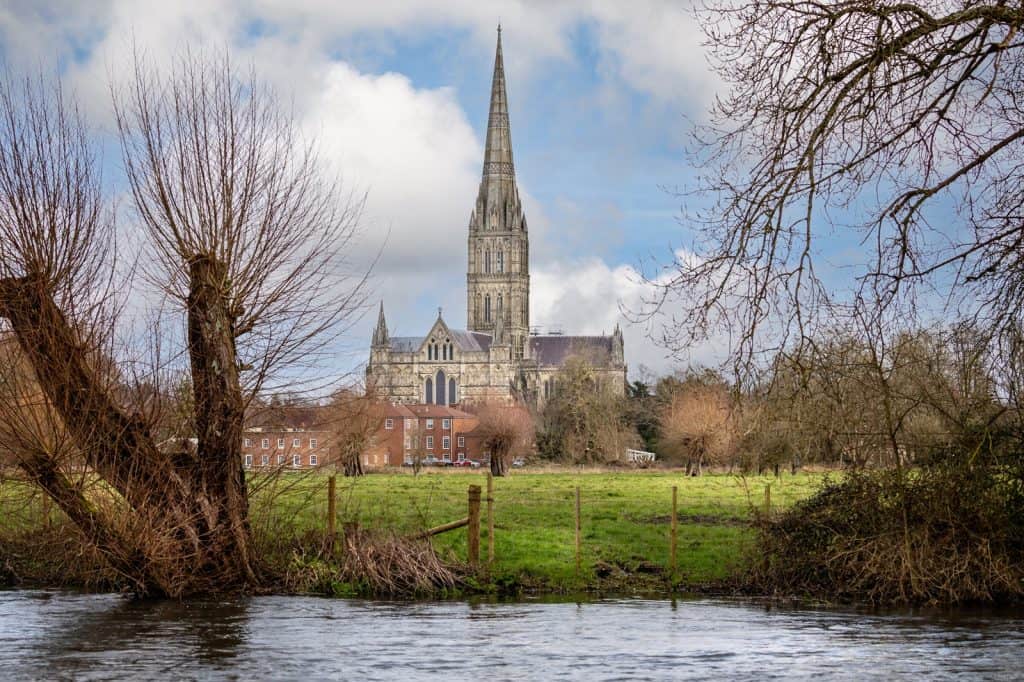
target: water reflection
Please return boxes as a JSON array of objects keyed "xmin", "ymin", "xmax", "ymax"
[{"xmin": 1, "ymin": 591, "xmax": 1022, "ymax": 680}]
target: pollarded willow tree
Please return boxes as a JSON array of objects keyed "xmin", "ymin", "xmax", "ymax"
[
  {"xmin": 651, "ymin": 1, "xmax": 1024, "ymax": 370},
  {"xmin": 0, "ymin": 53, "xmax": 367, "ymax": 597}
]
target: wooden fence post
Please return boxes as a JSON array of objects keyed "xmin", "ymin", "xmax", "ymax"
[
  {"xmin": 670, "ymin": 485, "xmax": 678, "ymax": 576},
  {"xmin": 487, "ymin": 472, "xmax": 495, "ymax": 566},
  {"xmin": 764, "ymin": 483, "xmax": 771, "ymax": 516},
  {"xmin": 575, "ymin": 486, "xmax": 582, "ymax": 578},
  {"xmin": 327, "ymin": 475, "xmax": 336, "ymax": 548},
  {"xmin": 468, "ymin": 484, "xmax": 481, "ymax": 566}
]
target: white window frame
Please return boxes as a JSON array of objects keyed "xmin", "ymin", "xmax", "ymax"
[
  {"xmin": 309, "ymin": 454, "xmax": 318, "ymax": 467},
  {"xmin": 277, "ymin": 454, "xmax": 285, "ymax": 466},
  {"xmin": 261, "ymin": 438, "xmax": 269, "ymax": 449},
  {"xmin": 385, "ymin": 418, "xmax": 394, "ymax": 430},
  {"xmin": 277, "ymin": 438, "xmax": 285, "ymax": 449},
  {"xmin": 244, "ymin": 438, "xmax": 252, "ymax": 448},
  {"xmin": 244, "ymin": 454, "xmax": 253, "ymax": 468},
  {"xmin": 457, "ymin": 436, "xmax": 465, "ymax": 447},
  {"xmin": 261, "ymin": 454, "xmax": 269, "ymax": 467},
  {"xmin": 442, "ymin": 419, "xmax": 451, "ymax": 430},
  {"xmin": 292, "ymin": 454, "xmax": 301, "ymax": 468},
  {"xmin": 426, "ymin": 419, "xmax": 434, "ymax": 429},
  {"xmin": 442, "ymin": 436, "xmax": 451, "ymax": 450},
  {"xmin": 458, "ymin": 452, "xmax": 466, "ymax": 462},
  {"xmin": 442, "ymin": 452, "xmax": 451, "ymax": 462},
  {"xmin": 310, "ymin": 438, "xmax": 318, "ymax": 449},
  {"xmin": 425, "ymin": 436, "xmax": 434, "ymax": 450}
]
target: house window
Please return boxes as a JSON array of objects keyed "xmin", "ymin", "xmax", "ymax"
[
  {"xmin": 244, "ymin": 438, "xmax": 252, "ymax": 448},
  {"xmin": 426, "ymin": 436, "xmax": 434, "ymax": 450},
  {"xmin": 442, "ymin": 419, "xmax": 451, "ymax": 430},
  {"xmin": 261, "ymin": 454, "xmax": 269, "ymax": 467},
  {"xmin": 309, "ymin": 454, "xmax": 318, "ymax": 467},
  {"xmin": 458, "ymin": 452, "xmax": 466, "ymax": 462},
  {"xmin": 277, "ymin": 454, "xmax": 284, "ymax": 465},
  {"xmin": 292, "ymin": 455, "xmax": 300, "ymax": 467},
  {"xmin": 426, "ymin": 419, "xmax": 434, "ymax": 429},
  {"xmin": 442, "ymin": 436, "xmax": 450, "ymax": 450},
  {"xmin": 458, "ymin": 436, "xmax": 465, "ymax": 447},
  {"xmin": 244, "ymin": 454, "xmax": 252, "ymax": 468},
  {"xmin": 277, "ymin": 438, "xmax": 284, "ymax": 449},
  {"xmin": 261, "ymin": 438, "xmax": 269, "ymax": 449},
  {"xmin": 442, "ymin": 452, "xmax": 451, "ymax": 462},
  {"xmin": 310, "ymin": 439, "xmax": 317, "ymax": 448},
  {"xmin": 293, "ymin": 438, "xmax": 300, "ymax": 447},
  {"xmin": 385, "ymin": 418, "xmax": 394, "ymax": 430}
]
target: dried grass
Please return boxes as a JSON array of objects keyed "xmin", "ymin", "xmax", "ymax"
[{"xmin": 275, "ymin": 527, "xmax": 464, "ymax": 598}]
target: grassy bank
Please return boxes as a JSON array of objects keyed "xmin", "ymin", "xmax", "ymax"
[
  {"xmin": 254, "ymin": 469, "xmax": 825, "ymax": 594},
  {"xmin": 0, "ymin": 469, "xmax": 825, "ymax": 595}
]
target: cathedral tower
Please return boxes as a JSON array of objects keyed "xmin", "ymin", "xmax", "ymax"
[{"xmin": 467, "ymin": 26, "xmax": 530, "ymax": 360}]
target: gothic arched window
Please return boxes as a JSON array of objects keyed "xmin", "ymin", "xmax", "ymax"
[
  {"xmin": 485, "ymin": 294, "xmax": 491, "ymax": 322},
  {"xmin": 485, "ymin": 250, "xmax": 491, "ymax": 274},
  {"xmin": 497, "ymin": 250, "xmax": 504, "ymax": 273},
  {"xmin": 425, "ymin": 377, "xmax": 434, "ymax": 404},
  {"xmin": 435, "ymin": 370, "xmax": 446, "ymax": 406},
  {"xmin": 498, "ymin": 294, "xmax": 503, "ymax": 314},
  {"xmin": 448, "ymin": 378, "xmax": 457, "ymax": 405}
]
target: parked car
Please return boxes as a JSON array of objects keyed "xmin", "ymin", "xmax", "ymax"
[
  {"xmin": 452, "ymin": 459, "xmax": 481, "ymax": 468},
  {"xmin": 511, "ymin": 458, "xmax": 526, "ymax": 468}
]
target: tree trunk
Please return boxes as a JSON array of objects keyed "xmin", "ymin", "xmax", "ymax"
[
  {"xmin": 343, "ymin": 449, "xmax": 364, "ymax": 477},
  {"xmin": 490, "ymin": 448, "xmax": 507, "ymax": 477},
  {"xmin": 0, "ymin": 259, "xmax": 260, "ymax": 596}
]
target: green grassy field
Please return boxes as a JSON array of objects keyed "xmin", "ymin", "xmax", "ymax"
[{"xmin": 252, "ymin": 469, "xmax": 826, "ymax": 592}]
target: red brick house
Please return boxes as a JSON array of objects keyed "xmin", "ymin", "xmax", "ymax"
[
  {"xmin": 361, "ymin": 403, "xmax": 484, "ymax": 468},
  {"xmin": 241, "ymin": 428, "xmax": 331, "ymax": 470}
]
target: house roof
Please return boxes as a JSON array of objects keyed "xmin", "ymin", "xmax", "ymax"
[
  {"xmin": 406, "ymin": 404, "xmax": 478, "ymax": 419},
  {"xmin": 381, "ymin": 403, "xmax": 417, "ymax": 418},
  {"xmin": 529, "ymin": 335, "xmax": 615, "ymax": 367}
]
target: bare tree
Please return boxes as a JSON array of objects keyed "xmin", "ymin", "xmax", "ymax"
[
  {"xmin": 328, "ymin": 387, "xmax": 385, "ymax": 477},
  {"xmin": 658, "ymin": 382, "xmax": 734, "ymax": 475},
  {"xmin": 0, "ymin": 52, "xmax": 368, "ymax": 596},
  {"xmin": 649, "ymin": 2, "xmax": 1024, "ymax": 371},
  {"xmin": 474, "ymin": 403, "xmax": 534, "ymax": 477},
  {"xmin": 537, "ymin": 354, "xmax": 639, "ymax": 463}
]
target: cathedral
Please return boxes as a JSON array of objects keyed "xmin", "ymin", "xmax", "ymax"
[{"xmin": 366, "ymin": 28, "xmax": 626, "ymax": 406}]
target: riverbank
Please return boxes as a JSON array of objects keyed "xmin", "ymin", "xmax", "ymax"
[{"xmin": 0, "ymin": 470, "xmax": 825, "ymax": 596}]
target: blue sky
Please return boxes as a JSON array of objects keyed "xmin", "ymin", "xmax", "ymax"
[{"xmin": 0, "ymin": 1, "xmax": 744, "ymax": 379}]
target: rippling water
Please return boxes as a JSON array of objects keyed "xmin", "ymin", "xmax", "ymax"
[{"xmin": 1, "ymin": 590, "xmax": 1022, "ymax": 680}]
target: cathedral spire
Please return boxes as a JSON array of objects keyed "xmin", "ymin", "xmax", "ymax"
[
  {"xmin": 372, "ymin": 301, "xmax": 389, "ymax": 347},
  {"xmin": 483, "ymin": 25, "xmax": 513, "ymax": 180}
]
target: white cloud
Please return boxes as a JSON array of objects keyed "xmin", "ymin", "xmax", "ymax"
[
  {"xmin": 531, "ymin": 255, "xmax": 724, "ymax": 378},
  {"xmin": 308, "ymin": 62, "xmax": 480, "ymax": 275}
]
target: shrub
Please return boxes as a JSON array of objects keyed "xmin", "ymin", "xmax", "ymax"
[{"xmin": 749, "ymin": 465, "xmax": 1024, "ymax": 605}]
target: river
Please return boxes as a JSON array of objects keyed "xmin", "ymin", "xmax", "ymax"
[{"xmin": 0, "ymin": 590, "xmax": 1021, "ymax": 680}]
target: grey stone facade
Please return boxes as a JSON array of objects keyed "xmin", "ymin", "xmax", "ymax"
[{"xmin": 366, "ymin": 28, "xmax": 626, "ymax": 406}]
